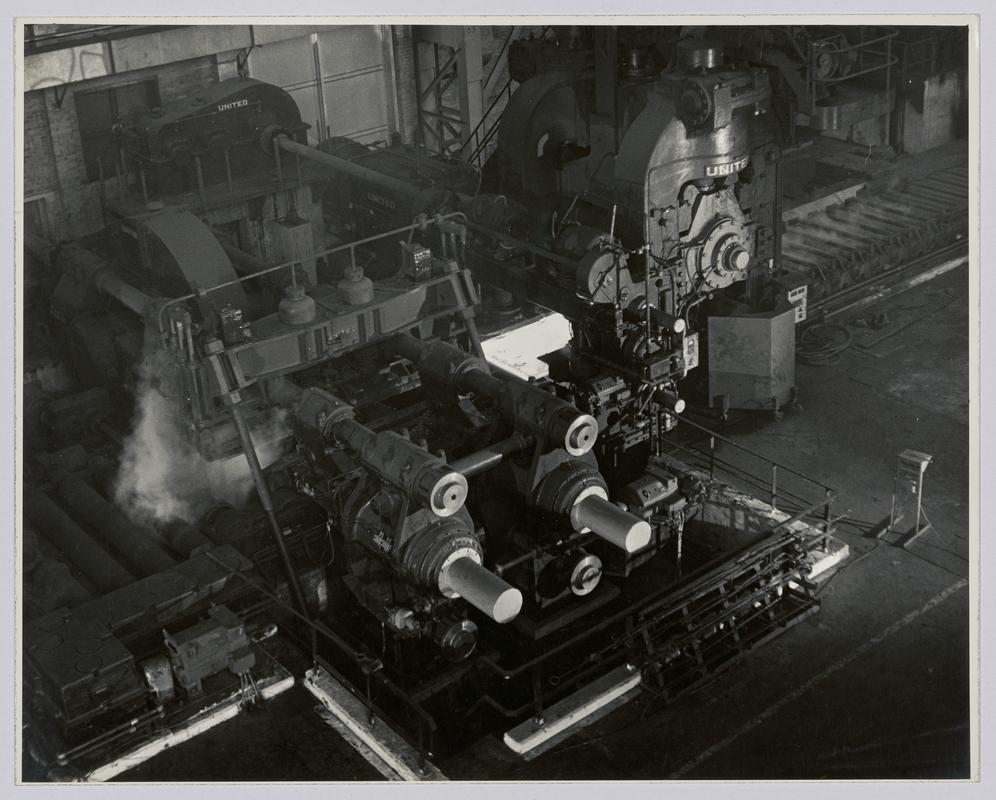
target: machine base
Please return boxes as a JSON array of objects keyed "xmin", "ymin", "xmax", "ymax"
[
  {"xmin": 503, "ymin": 663, "xmax": 642, "ymax": 760},
  {"xmin": 82, "ymin": 656, "xmax": 294, "ymax": 782},
  {"xmin": 303, "ymin": 666, "xmax": 448, "ymax": 781}
]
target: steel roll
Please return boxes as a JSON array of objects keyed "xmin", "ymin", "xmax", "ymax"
[
  {"xmin": 57, "ymin": 476, "xmax": 177, "ymax": 576},
  {"xmin": 572, "ymin": 493, "xmax": 652, "ymax": 554},
  {"xmin": 439, "ymin": 556, "xmax": 523, "ymax": 624},
  {"xmin": 24, "ymin": 488, "xmax": 134, "ymax": 592}
]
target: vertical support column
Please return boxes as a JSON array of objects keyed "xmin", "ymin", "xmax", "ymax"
[
  {"xmin": 456, "ymin": 26, "xmax": 484, "ymax": 150},
  {"xmin": 413, "ymin": 25, "xmax": 486, "ymax": 155},
  {"xmin": 381, "ymin": 25, "xmax": 402, "ymax": 140},
  {"xmin": 591, "ymin": 26, "xmax": 620, "ymax": 155},
  {"xmin": 310, "ymin": 32, "xmax": 330, "ymax": 145}
]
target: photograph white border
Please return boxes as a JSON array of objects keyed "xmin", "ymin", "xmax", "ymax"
[{"xmin": 4, "ymin": 3, "xmax": 989, "ymax": 797}]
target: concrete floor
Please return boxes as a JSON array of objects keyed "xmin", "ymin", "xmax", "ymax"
[{"xmin": 119, "ymin": 264, "xmax": 972, "ymax": 782}]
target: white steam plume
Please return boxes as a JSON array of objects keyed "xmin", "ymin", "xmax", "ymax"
[{"xmin": 113, "ymin": 350, "xmax": 289, "ymax": 527}]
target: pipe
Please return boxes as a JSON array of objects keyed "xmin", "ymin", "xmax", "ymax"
[
  {"xmin": 464, "ymin": 312, "xmax": 486, "ymax": 358},
  {"xmin": 439, "ymin": 557, "xmax": 522, "ymax": 624},
  {"xmin": 24, "ymin": 488, "xmax": 134, "ymax": 592},
  {"xmin": 229, "ymin": 403, "xmax": 310, "ymax": 617},
  {"xmin": 274, "ymin": 134, "xmax": 418, "ymax": 199},
  {"xmin": 91, "ymin": 269, "xmax": 155, "ymax": 316},
  {"xmin": 572, "ymin": 494, "xmax": 652, "ymax": 554},
  {"xmin": 218, "ymin": 239, "xmax": 274, "ymax": 276},
  {"xmin": 54, "ymin": 244, "xmax": 155, "ymax": 316},
  {"xmin": 449, "ymin": 433, "xmax": 531, "ymax": 477},
  {"xmin": 56, "ymin": 476, "xmax": 176, "ymax": 576}
]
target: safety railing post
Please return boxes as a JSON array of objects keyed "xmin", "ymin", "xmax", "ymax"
[{"xmin": 771, "ymin": 464, "xmax": 778, "ymax": 511}]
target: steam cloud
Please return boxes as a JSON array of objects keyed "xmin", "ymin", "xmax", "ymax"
[{"xmin": 113, "ymin": 349, "xmax": 289, "ymax": 527}]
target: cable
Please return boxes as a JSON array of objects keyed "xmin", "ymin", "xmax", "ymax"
[{"xmin": 796, "ymin": 322, "xmax": 853, "ymax": 366}]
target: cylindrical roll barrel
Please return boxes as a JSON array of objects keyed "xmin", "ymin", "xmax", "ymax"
[
  {"xmin": 57, "ymin": 476, "xmax": 177, "ymax": 576},
  {"xmin": 24, "ymin": 488, "xmax": 134, "ymax": 592},
  {"xmin": 410, "ymin": 462, "xmax": 469, "ymax": 518},
  {"xmin": 572, "ymin": 494, "xmax": 652, "ymax": 554},
  {"xmin": 440, "ymin": 557, "xmax": 523, "ymax": 624},
  {"xmin": 289, "ymin": 386, "xmax": 468, "ymax": 517},
  {"xmin": 160, "ymin": 520, "xmax": 214, "ymax": 558},
  {"xmin": 460, "ymin": 369, "xmax": 597, "ymax": 456},
  {"xmin": 275, "ymin": 135, "xmax": 418, "ymax": 199},
  {"xmin": 23, "ymin": 525, "xmax": 94, "ymax": 613},
  {"xmin": 331, "ymin": 416, "xmax": 378, "ymax": 453},
  {"xmin": 335, "ymin": 420, "xmax": 468, "ymax": 517},
  {"xmin": 388, "ymin": 332, "xmax": 430, "ymax": 364}
]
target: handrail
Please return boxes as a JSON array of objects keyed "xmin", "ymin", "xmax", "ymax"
[
  {"xmin": 483, "ymin": 26, "xmax": 519, "ymax": 95},
  {"xmin": 155, "ymin": 211, "xmax": 467, "ymax": 340},
  {"xmin": 674, "ymin": 414, "xmax": 836, "ymax": 493},
  {"xmin": 662, "ymin": 414, "xmax": 837, "ymax": 536},
  {"xmin": 805, "ymin": 26, "xmax": 898, "ymax": 113},
  {"xmin": 810, "ymin": 26, "xmax": 898, "ymax": 58},
  {"xmin": 459, "ymin": 79, "xmax": 514, "ymax": 168}
]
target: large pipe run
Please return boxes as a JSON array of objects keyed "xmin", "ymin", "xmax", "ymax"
[
  {"xmin": 440, "ymin": 556, "xmax": 523, "ymax": 624},
  {"xmin": 55, "ymin": 244, "xmax": 155, "ymax": 316},
  {"xmin": 92, "ymin": 270, "xmax": 154, "ymax": 317},
  {"xmin": 337, "ymin": 419, "xmax": 468, "ymax": 517},
  {"xmin": 56, "ymin": 476, "xmax": 177, "ymax": 576},
  {"xmin": 274, "ymin": 135, "xmax": 419, "ymax": 199},
  {"xmin": 24, "ymin": 488, "xmax": 134, "ymax": 593}
]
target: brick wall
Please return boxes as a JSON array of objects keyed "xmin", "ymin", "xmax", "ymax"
[
  {"xmin": 24, "ymin": 54, "xmax": 232, "ymax": 240},
  {"xmin": 23, "ymin": 91, "xmax": 58, "ymax": 199}
]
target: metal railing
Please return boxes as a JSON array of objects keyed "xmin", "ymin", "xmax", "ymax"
[
  {"xmin": 663, "ymin": 414, "xmax": 838, "ymax": 537},
  {"xmin": 460, "ymin": 78, "xmax": 516, "ymax": 168},
  {"xmin": 806, "ymin": 26, "xmax": 899, "ymax": 112},
  {"xmin": 154, "ymin": 212, "xmax": 467, "ymax": 341}
]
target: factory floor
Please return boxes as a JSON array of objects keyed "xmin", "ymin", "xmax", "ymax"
[{"xmin": 119, "ymin": 262, "xmax": 972, "ymax": 782}]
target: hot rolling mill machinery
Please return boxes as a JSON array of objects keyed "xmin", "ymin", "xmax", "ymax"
[{"xmin": 20, "ymin": 33, "xmax": 846, "ymax": 775}]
